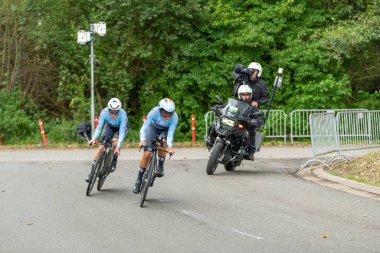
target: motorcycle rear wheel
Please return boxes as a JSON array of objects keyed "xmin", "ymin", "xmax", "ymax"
[{"xmin": 206, "ymin": 141, "xmax": 225, "ymax": 175}]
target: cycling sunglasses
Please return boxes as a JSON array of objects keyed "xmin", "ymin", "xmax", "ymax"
[
  {"xmin": 159, "ymin": 109, "xmax": 174, "ymax": 118},
  {"xmin": 109, "ymin": 109, "xmax": 119, "ymax": 116}
]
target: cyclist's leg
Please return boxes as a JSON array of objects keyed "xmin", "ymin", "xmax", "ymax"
[
  {"xmin": 110, "ymin": 126, "xmax": 119, "ymax": 171},
  {"xmin": 156, "ymin": 130, "xmax": 168, "ymax": 177},
  {"xmin": 85, "ymin": 142, "xmax": 105, "ymax": 182},
  {"xmin": 112, "ymin": 126, "xmax": 119, "ymax": 150},
  {"xmin": 133, "ymin": 125, "xmax": 157, "ymax": 193},
  {"xmin": 132, "ymin": 150, "xmax": 153, "ymax": 194},
  {"xmin": 95, "ymin": 123, "xmax": 114, "ymax": 161}
]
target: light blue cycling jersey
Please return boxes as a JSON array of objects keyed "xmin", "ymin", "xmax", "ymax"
[
  {"xmin": 140, "ymin": 106, "xmax": 178, "ymax": 148},
  {"xmin": 93, "ymin": 107, "xmax": 129, "ymax": 149}
]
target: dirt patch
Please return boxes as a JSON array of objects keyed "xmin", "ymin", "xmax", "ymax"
[{"xmin": 326, "ymin": 150, "xmax": 380, "ymax": 187}]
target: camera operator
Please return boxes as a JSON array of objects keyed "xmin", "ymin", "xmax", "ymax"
[
  {"xmin": 232, "ymin": 62, "xmax": 269, "ymax": 160},
  {"xmin": 232, "ymin": 62, "xmax": 269, "ymax": 108}
]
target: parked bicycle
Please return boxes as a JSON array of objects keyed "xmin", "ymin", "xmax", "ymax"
[
  {"xmin": 138, "ymin": 136, "xmax": 173, "ymax": 207},
  {"xmin": 86, "ymin": 137, "xmax": 116, "ymax": 196}
]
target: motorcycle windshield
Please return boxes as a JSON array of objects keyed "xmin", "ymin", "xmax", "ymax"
[{"xmin": 221, "ymin": 98, "xmax": 251, "ymax": 120}]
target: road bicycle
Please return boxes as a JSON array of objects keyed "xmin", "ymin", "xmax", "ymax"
[
  {"xmin": 86, "ymin": 137, "xmax": 116, "ymax": 196},
  {"xmin": 139, "ymin": 136, "xmax": 172, "ymax": 207}
]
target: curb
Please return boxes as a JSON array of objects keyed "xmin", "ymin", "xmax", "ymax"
[{"xmin": 312, "ymin": 167, "xmax": 380, "ymax": 195}]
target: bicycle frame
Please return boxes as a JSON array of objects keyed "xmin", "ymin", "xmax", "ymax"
[
  {"xmin": 99, "ymin": 143, "xmax": 114, "ymax": 175},
  {"xmin": 139, "ymin": 137, "xmax": 170, "ymax": 207},
  {"xmin": 86, "ymin": 137, "xmax": 114, "ymax": 196}
]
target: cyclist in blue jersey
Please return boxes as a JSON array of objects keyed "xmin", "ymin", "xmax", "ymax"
[
  {"xmin": 133, "ymin": 98, "xmax": 178, "ymax": 194},
  {"xmin": 85, "ymin": 98, "xmax": 129, "ymax": 182}
]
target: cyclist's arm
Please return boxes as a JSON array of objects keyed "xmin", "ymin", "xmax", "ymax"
[
  {"xmin": 139, "ymin": 110, "xmax": 154, "ymax": 142},
  {"xmin": 166, "ymin": 114, "xmax": 178, "ymax": 148},
  {"xmin": 92, "ymin": 110, "xmax": 106, "ymax": 140},
  {"xmin": 117, "ymin": 111, "xmax": 129, "ymax": 149}
]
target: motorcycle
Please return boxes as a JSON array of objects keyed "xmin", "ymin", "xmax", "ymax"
[
  {"xmin": 205, "ymin": 67, "xmax": 283, "ymax": 175},
  {"xmin": 205, "ymin": 97, "xmax": 263, "ymax": 175}
]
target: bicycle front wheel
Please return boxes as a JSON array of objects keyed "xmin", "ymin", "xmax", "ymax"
[
  {"xmin": 139, "ymin": 155, "xmax": 156, "ymax": 207},
  {"xmin": 97, "ymin": 150, "xmax": 112, "ymax": 191},
  {"xmin": 97, "ymin": 174, "xmax": 107, "ymax": 191},
  {"xmin": 86, "ymin": 153, "xmax": 104, "ymax": 196}
]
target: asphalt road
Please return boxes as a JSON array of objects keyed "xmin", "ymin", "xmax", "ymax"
[{"xmin": 1, "ymin": 149, "xmax": 380, "ymax": 253}]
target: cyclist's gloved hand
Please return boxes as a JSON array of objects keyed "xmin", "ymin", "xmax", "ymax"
[
  {"xmin": 138, "ymin": 140, "xmax": 146, "ymax": 148},
  {"xmin": 168, "ymin": 148, "xmax": 175, "ymax": 155},
  {"xmin": 114, "ymin": 147, "xmax": 120, "ymax": 156},
  {"xmin": 88, "ymin": 139, "xmax": 95, "ymax": 147}
]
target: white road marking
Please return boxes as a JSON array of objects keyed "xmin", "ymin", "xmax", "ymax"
[
  {"xmin": 180, "ymin": 210, "xmax": 207, "ymax": 221},
  {"xmin": 232, "ymin": 229, "xmax": 263, "ymax": 240},
  {"xmin": 180, "ymin": 210, "xmax": 263, "ymax": 240}
]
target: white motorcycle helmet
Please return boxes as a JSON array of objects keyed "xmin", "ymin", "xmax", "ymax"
[
  {"xmin": 247, "ymin": 62, "xmax": 262, "ymax": 77},
  {"xmin": 108, "ymin": 98, "xmax": 121, "ymax": 111},
  {"xmin": 238, "ymin": 85, "xmax": 253, "ymax": 101},
  {"xmin": 158, "ymin": 98, "xmax": 175, "ymax": 114}
]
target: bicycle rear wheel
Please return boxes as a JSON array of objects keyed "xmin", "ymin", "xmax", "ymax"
[
  {"xmin": 86, "ymin": 153, "xmax": 104, "ymax": 196},
  {"xmin": 139, "ymin": 155, "xmax": 156, "ymax": 207}
]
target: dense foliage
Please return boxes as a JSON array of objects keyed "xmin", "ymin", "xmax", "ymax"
[{"xmin": 0, "ymin": 0, "xmax": 379, "ymax": 144}]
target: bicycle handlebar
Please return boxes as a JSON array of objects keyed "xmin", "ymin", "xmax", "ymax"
[{"xmin": 139, "ymin": 144, "xmax": 174, "ymax": 159}]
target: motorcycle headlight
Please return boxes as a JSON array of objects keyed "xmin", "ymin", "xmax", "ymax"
[{"xmin": 221, "ymin": 118, "xmax": 235, "ymax": 127}]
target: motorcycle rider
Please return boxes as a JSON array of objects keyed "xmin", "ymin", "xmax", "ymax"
[
  {"xmin": 233, "ymin": 62, "xmax": 270, "ymax": 108},
  {"xmin": 237, "ymin": 85, "xmax": 262, "ymax": 160},
  {"xmin": 233, "ymin": 62, "xmax": 269, "ymax": 160}
]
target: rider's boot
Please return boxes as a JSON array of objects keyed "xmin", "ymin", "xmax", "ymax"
[
  {"xmin": 133, "ymin": 168, "xmax": 145, "ymax": 194},
  {"xmin": 156, "ymin": 156, "xmax": 165, "ymax": 178},
  {"xmin": 85, "ymin": 160, "xmax": 97, "ymax": 182},
  {"xmin": 247, "ymin": 132, "xmax": 256, "ymax": 161},
  {"xmin": 247, "ymin": 147, "xmax": 255, "ymax": 161}
]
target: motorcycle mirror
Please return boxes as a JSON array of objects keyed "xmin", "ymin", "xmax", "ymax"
[
  {"xmin": 274, "ymin": 67, "xmax": 283, "ymax": 88},
  {"xmin": 278, "ymin": 67, "xmax": 283, "ymax": 76},
  {"xmin": 215, "ymin": 95, "xmax": 223, "ymax": 104}
]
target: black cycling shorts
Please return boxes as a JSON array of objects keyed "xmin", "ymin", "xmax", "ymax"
[{"xmin": 143, "ymin": 125, "xmax": 168, "ymax": 152}]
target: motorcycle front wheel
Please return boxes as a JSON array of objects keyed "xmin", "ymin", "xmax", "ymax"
[{"xmin": 206, "ymin": 141, "xmax": 225, "ymax": 175}]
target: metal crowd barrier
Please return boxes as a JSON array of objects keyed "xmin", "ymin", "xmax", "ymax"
[
  {"xmin": 262, "ymin": 110, "xmax": 287, "ymax": 142},
  {"xmin": 290, "ymin": 109, "xmax": 368, "ymax": 143},
  {"xmin": 337, "ymin": 110, "xmax": 380, "ymax": 151},
  {"xmin": 301, "ymin": 110, "xmax": 380, "ymax": 170},
  {"xmin": 205, "ymin": 108, "xmax": 376, "ymax": 146},
  {"xmin": 301, "ymin": 113, "xmax": 345, "ymax": 169},
  {"xmin": 204, "ymin": 110, "xmax": 287, "ymax": 142}
]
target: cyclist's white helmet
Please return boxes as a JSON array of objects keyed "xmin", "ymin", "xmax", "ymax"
[
  {"xmin": 247, "ymin": 62, "xmax": 262, "ymax": 77},
  {"xmin": 238, "ymin": 85, "xmax": 253, "ymax": 101},
  {"xmin": 158, "ymin": 98, "xmax": 175, "ymax": 112},
  {"xmin": 108, "ymin": 98, "xmax": 121, "ymax": 111}
]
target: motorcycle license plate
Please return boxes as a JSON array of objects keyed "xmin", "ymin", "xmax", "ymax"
[{"xmin": 221, "ymin": 118, "xmax": 235, "ymax": 127}]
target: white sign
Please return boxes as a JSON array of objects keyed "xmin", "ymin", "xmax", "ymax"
[
  {"xmin": 94, "ymin": 22, "xmax": 106, "ymax": 36},
  {"xmin": 77, "ymin": 30, "xmax": 90, "ymax": 44}
]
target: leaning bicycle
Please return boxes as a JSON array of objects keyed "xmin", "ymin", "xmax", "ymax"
[
  {"xmin": 86, "ymin": 137, "xmax": 115, "ymax": 196},
  {"xmin": 139, "ymin": 137, "xmax": 172, "ymax": 207}
]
